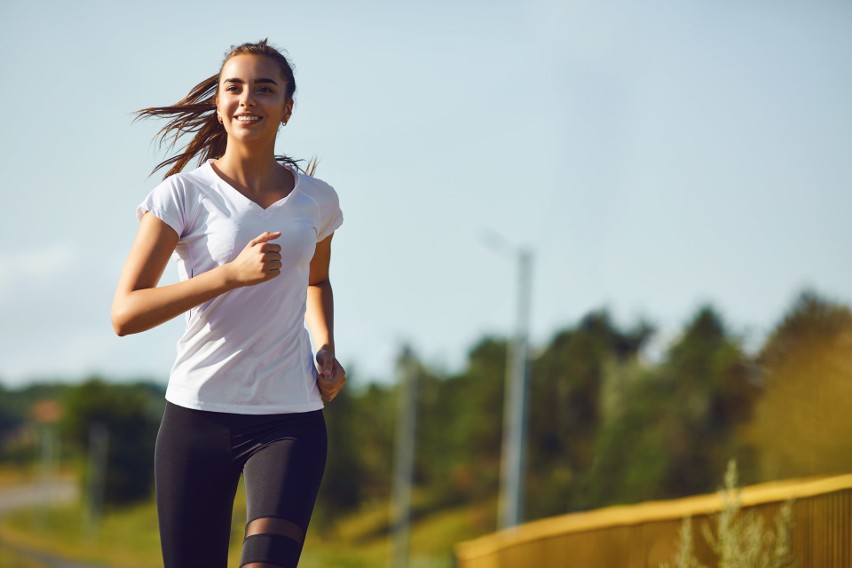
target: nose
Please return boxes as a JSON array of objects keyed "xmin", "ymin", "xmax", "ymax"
[{"xmin": 239, "ymin": 90, "xmax": 255, "ymax": 107}]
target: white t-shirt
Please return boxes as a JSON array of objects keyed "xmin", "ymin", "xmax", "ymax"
[{"xmin": 137, "ymin": 160, "xmax": 343, "ymax": 414}]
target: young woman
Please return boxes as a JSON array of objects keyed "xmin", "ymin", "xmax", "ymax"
[{"xmin": 112, "ymin": 40, "xmax": 345, "ymax": 568}]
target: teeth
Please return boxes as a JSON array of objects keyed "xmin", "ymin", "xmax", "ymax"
[{"xmin": 236, "ymin": 116, "xmax": 260, "ymax": 122}]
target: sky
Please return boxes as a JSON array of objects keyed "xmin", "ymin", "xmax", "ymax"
[{"xmin": 1, "ymin": 0, "xmax": 850, "ymax": 387}]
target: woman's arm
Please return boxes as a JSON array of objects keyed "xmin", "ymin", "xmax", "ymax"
[
  {"xmin": 111, "ymin": 213, "xmax": 282, "ymax": 336},
  {"xmin": 306, "ymin": 234, "xmax": 346, "ymax": 401}
]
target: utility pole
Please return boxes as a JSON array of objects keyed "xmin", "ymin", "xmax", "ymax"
[
  {"xmin": 33, "ymin": 400, "xmax": 62, "ymax": 530},
  {"xmin": 390, "ymin": 346, "xmax": 418, "ymax": 568},
  {"xmin": 37, "ymin": 424, "xmax": 55, "ymax": 529},
  {"xmin": 86, "ymin": 422, "xmax": 109, "ymax": 538},
  {"xmin": 498, "ymin": 248, "xmax": 533, "ymax": 530}
]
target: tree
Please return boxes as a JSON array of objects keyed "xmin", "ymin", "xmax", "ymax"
[
  {"xmin": 526, "ymin": 310, "xmax": 653, "ymax": 516},
  {"xmin": 60, "ymin": 378, "xmax": 162, "ymax": 507},
  {"xmin": 316, "ymin": 378, "xmax": 363, "ymax": 520},
  {"xmin": 586, "ymin": 306, "xmax": 756, "ymax": 507},
  {"xmin": 745, "ymin": 291, "xmax": 852, "ymax": 479},
  {"xmin": 417, "ymin": 338, "xmax": 508, "ymax": 508}
]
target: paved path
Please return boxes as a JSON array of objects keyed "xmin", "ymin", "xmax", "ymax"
[
  {"xmin": 1, "ymin": 540, "xmax": 107, "ymax": 568},
  {"xmin": 0, "ymin": 478, "xmax": 109, "ymax": 568},
  {"xmin": 0, "ymin": 477, "xmax": 77, "ymax": 514}
]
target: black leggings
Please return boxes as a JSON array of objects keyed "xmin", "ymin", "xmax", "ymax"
[{"xmin": 155, "ymin": 401, "xmax": 327, "ymax": 568}]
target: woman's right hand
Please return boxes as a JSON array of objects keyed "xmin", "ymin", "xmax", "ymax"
[
  {"xmin": 113, "ymin": 220, "xmax": 285, "ymax": 336},
  {"xmin": 226, "ymin": 231, "xmax": 283, "ymax": 286}
]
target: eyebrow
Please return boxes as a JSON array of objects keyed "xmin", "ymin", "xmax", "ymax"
[{"xmin": 223, "ymin": 77, "xmax": 279, "ymax": 85}]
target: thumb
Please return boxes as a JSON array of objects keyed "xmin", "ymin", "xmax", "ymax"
[{"xmin": 249, "ymin": 231, "xmax": 281, "ymax": 246}]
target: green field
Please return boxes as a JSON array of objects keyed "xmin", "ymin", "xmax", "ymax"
[{"xmin": 0, "ymin": 469, "xmax": 491, "ymax": 568}]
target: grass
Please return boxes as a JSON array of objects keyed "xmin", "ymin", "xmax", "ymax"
[
  {"xmin": 0, "ymin": 465, "xmax": 35, "ymax": 486},
  {"xmin": 0, "ymin": 468, "xmax": 493, "ymax": 568},
  {"xmin": 0, "ymin": 545, "xmax": 46, "ymax": 568},
  {"xmin": 0, "ymin": 499, "xmax": 163, "ymax": 568}
]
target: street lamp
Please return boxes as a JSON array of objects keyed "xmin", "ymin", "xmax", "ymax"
[{"xmin": 483, "ymin": 230, "xmax": 533, "ymax": 530}]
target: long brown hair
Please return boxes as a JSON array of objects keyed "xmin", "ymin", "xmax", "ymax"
[{"xmin": 136, "ymin": 39, "xmax": 310, "ymax": 179}]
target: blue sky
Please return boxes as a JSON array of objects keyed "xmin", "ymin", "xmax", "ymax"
[{"xmin": 1, "ymin": 0, "xmax": 850, "ymax": 386}]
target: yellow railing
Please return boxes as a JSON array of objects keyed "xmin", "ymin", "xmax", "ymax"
[{"xmin": 455, "ymin": 473, "xmax": 852, "ymax": 567}]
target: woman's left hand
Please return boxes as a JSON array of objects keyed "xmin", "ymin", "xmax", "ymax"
[{"xmin": 315, "ymin": 346, "xmax": 346, "ymax": 402}]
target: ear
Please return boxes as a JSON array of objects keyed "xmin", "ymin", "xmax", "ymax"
[
  {"xmin": 215, "ymin": 97, "xmax": 223, "ymax": 123},
  {"xmin": 282, "ymin": 99, "xmax": 294, "ymax": 124}
]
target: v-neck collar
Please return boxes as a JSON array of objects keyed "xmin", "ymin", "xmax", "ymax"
[{"xmin": 205, "ymin": 159, "xmax": 299, "ymax": 214}]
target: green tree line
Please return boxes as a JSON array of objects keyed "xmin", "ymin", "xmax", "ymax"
[{"xmin": 1, "ymin": 289, "xmax": 850, "ymax": 533}]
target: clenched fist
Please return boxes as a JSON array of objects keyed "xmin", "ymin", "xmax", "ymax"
[
  {"xmin": 226, "ymin": 231, "xmax": 282, "ymax": 286},
  {"xmin": 315, "ymin": 346, "xmax": 346, "ymax": 402}
]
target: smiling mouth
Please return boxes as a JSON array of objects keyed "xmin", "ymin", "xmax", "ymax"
[{"xmin": 235, "ymin": 115, "xmax": 261, "ymax": 123}]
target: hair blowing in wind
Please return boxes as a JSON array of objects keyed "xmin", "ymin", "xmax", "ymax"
[{"xmin": 135, "ymin": 39, "xmax": 312, "ymax": 179}]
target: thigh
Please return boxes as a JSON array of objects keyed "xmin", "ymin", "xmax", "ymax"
[
  {"xmin": 240, "ymin": 410, "xmax": 327, "ymax": 567},
  {"xmin": 155, "ymin": 402, "xmax": 241, "ymax": 568}
]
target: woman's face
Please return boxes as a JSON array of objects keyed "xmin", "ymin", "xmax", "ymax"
[{"xmin": 216, "ymin": 54, "xmax": 293, "ymax": 146}]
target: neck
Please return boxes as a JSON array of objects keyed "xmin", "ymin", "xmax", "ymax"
[{"xmin": 216, "ymin": 142, "xmax": 280, "ymax": 194}]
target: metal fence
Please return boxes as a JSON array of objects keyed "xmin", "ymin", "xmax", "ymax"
[{"xmin": 455, "ymin": 473, "xmax": 852, "ymax": 567}]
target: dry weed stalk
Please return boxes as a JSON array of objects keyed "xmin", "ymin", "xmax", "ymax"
[{"xmin": 662, "ymin": 460, "xmax": 793, "ymax": 568}]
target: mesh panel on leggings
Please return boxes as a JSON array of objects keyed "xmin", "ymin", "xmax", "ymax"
[{"xmin": 245, "ymin": 517, "xmax": 304, "ymax": 542}]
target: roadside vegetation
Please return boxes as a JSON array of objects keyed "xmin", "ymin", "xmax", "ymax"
[
  {"xmin": 1, "ymin": 289, "xmax": 850, "ymax": 566},
  {"xmin": 662, "ymin": 461, "xmax": 794, "ymax": 568}
]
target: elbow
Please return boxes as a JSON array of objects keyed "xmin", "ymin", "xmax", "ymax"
[
  {"xmin": 111, "ymin": 305, "xmax": 134, "ymax": 337},
  {"xmin": 112, "ymin": 316, "xmax": 129, "ymax": 337},
  {"xmin": 308, "ymin": 278, "xmax": 331, "ymax": 289}
]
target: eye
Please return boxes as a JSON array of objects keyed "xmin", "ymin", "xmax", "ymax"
[
  {"xmin": 225, "ymin": 85, "xmax": 240, "ymax": 93},
  {"xmin": 256, "ymin": 87, "xmax": 273, "ymax": 94}
]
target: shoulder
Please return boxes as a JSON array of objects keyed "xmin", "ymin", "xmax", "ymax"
[
  {"xmin": 146, "ymin": 163, "xmax": 216, "ymax": 206},
  {"xmin": 296, "ymin": 171, "xmax": 344, "ymax": 238},
  {"xmin": 139, "ymin": 163, "xmax": 214, "ymax": 226},
  {"xmin": 297, "ymin": 172, "xmax": 341, "ymax": 209},
  {"xmin": 160, "ymin": 162, "xmax": 215, "ymax": 192},
  {"xmin": 299, "ymin": 173, "xmax": 340, "ymax": 217}
]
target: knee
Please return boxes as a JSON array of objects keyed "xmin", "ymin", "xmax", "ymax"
[{"xmin": 241, "ymin": 517, "xmax": 305, "ymax": 568}]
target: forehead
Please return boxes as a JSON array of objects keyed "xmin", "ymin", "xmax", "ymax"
[{"xmin": 220, "ymin": 54, "xmax": 285, "ymax": 83}]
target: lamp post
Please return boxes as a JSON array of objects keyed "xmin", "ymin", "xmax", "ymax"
[
  {"xmin": 484, "ymin": 231, "xmax": 533, "ymax": 530},
  {"xmin": 391, "ymin": 346, "xmax": 418, "ymax": 568}
]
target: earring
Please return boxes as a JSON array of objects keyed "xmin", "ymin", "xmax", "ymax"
[{"xmin": 281, "ymin": 121, "xmax": 287, "ymax": 126}]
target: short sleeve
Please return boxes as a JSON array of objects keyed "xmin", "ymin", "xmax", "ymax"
[
  {"xmin": 315, "ymin": 181, "xmax": 343, "ymax": 242},
  {"xmin": 136, "ymin": 176, "xmax": 187, "ymax": 238}
]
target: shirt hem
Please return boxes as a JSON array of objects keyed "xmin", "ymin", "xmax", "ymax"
[{"xmin": 164, "ymin": 393, "xmax": 324, "ymax": 415}]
